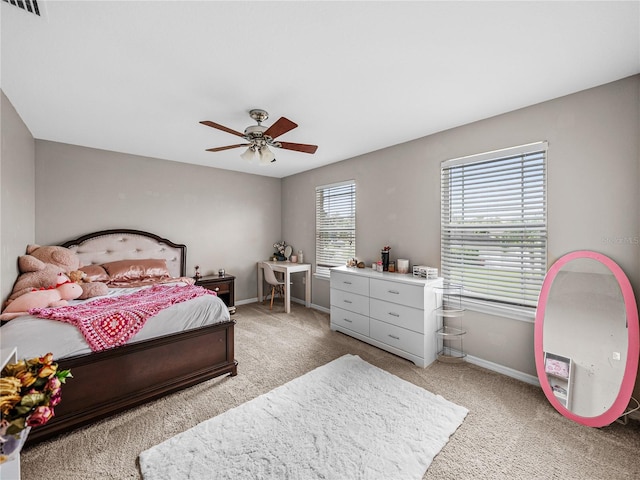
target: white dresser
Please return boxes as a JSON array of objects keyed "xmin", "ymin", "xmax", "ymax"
[{"xmin": 330, "ymin": 266, "xmax": 442, "ymax": 367}]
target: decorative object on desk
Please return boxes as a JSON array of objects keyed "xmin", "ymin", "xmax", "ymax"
[
  {"xmin": 0, "ymin": 353, "xmax": 72, "ymax": 463},
  {"xmin": 273, "ymin": 241, "xmax": 287, "ymax": 261},
  {"xmin": 346, "ymin": 258, "xmax": 357, "ymax": 267},
  {"xmin": 194, "ymin": 265, "xmax": 201, "ymax": 280},
  {"xmin": 297, "ymin": 250, "xmax": 304, "ymax": 263},
  {"xmin": 357, "ymin": 261, "xmax": 365, "ymax": 268},
  {"xmin": 381, "ymin": 245, "xmax": 391, "ymax": 271},
  {"xmin": 218, "ymin": 269, "xmax": 225, "ymax": 277},
  {"xmin": 376, "ymin": 261, "xmax": 383, "ymax": 272},
  {"xmin": 397, "ymin": 259, "xmax": 409, "ymax": 274},
  {"xmin": 290, "ymin": 255, "xmax": 297, "ymax": 263},
  {"xmin": 388, "ymin": 261, "xmax": 395, "ymax": 272},
  {"xmin": 284, "ymin": 245, "xmax": 293, "ymax": 261}
]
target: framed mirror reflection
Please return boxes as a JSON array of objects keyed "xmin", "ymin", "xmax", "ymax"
[{"xmin": 534, "ymin": 251, "xmax": 639, "ymax": 427}]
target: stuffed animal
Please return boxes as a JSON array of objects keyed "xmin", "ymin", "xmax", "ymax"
[
  {"xmin": 67, "ymin": 270, "xmax": 87, "ymax": 284},
  {"xmin": 0, "ymin": 280, "xmax": 83, "ymax": 320},
  {"xmin": 3, "ymin": 244, "xmax": 108, "ymax": 308}
]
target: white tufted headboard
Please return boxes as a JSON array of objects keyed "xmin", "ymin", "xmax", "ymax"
[{"xmin": 61, "ymin": 229, "xmax": 187, "ymax": 278}]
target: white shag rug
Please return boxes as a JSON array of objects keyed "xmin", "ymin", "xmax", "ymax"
[{"xmin": 139, "ymin": 354, "xmax": 468, "ymax": 480}]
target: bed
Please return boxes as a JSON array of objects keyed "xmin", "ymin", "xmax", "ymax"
[{"xmin": 1, "ymin": 229, "xmax": 237, "ymax": 445}]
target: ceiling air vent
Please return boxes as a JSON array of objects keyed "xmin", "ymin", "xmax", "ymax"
[{"xmin": 2, "ymin": 0, "xmax": 41, "ymax": 16}]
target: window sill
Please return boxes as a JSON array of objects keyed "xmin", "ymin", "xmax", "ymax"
[{"xmin": 461, "ymin": 298, "xmax": 536, "ymax": 323}]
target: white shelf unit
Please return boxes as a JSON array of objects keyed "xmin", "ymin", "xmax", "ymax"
[
  {"xmin": 544, "ymin": 352, "xmax": 572, "ymax": 409},
  {"xmin": 434, "ymin": 284, "xmax": 466, "ymax": 363}
]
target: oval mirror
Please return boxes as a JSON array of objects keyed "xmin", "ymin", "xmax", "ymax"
[{"xmin": 534, "ymin": 251, "xmax": 639, "ymax": 427}]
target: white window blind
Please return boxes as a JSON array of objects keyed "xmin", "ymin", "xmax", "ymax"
[
  {"xmin": 315, "ymin": 180, "xmax": 356, "ymax": 277},
  {"xmin": 441, "ymin": 142, "xmax": 547, "ymax": 309}
]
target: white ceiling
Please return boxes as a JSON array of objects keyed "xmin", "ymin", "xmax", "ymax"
[{"xmin": 2, "ymin": 1, "xmax": 639, "ymax": 178}]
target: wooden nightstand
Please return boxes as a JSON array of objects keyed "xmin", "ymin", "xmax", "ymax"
[{"xmin": 195, "ymin": 274, "xmax": 236, "ymax": 314}]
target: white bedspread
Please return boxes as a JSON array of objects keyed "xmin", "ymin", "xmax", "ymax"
[{"xmin": 0, "ymin": 283, "xmax": 230, "ymax": 360}]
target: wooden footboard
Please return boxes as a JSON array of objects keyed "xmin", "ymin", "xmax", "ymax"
[{"xmin": 27, "ymin": 320, "xmax": 237, "ymax": 445}]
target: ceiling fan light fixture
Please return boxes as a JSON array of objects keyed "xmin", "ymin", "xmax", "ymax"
[
  {"xmin": 240, "ymin": 146, "xmax": 256, "ymax": 162},
  {"xmin": 258, "ymin": 146, "xmax": 275, "ymax": 165}
]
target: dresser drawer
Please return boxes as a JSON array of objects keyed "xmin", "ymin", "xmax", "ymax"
[
  {"xmin": 370, "ymin": 318, "xmax": 424, "ymax": 358},
  {"xmin": 201, "ymin": 282, "xmax": 230, "ymax": 295},
  {"xmin": 330, "ymin": 288, "xmax": 369, "ymax": 316},
  {"xmin": 369, "ymin": 298, "xmax": 425, "ymax": 333},
  {"xmin": 370, "ymin": 278, "xmax": 424, "ymax": 309},
  {"xmin": 331, "ymin": 306, "xmax": 370, "ymax": 336},
  {"xmin": 330, "ymin": 271, "xmax": 369, "ymax": 296}
]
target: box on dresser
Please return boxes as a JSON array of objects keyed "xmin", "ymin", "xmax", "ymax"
[{"xmin": 330, "ymin": 266, "xmax": 442, "ymax": 367}]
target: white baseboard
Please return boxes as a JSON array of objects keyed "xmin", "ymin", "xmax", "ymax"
[
  {"xmin": 240, "ymin": 297, "xmax": 329, "ymax": 314},
  {"xmin": 236, "ymin": 298, "xmax": 258, "ymax": 306},
  {"xmin": 464, "ymin": 354, "xmax": 540, "ymax": 387},
  {"xmin": 290, "ymin": 297, "xmax": 330, "ymax": 313}
]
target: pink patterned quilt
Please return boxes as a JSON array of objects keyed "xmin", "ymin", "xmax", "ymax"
[{"xmin": 30, "ymin": 284, "xmax": 217, "ymax": 352}]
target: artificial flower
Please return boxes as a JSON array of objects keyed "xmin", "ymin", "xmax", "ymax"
[
  {"xmin": 49, "ymin": 392, "xmax": 62, "ymax": 407},
  {"xmin": 273, "ymin": 241, "xmax": 287, "ymax": 255},
  {"xmin": 26, "ymin": 406, "xmax": 54, "ymax": 427},
  {"xmin": 0, "ymin": 395, "xmax": 21, "ymax": 416},
  {"xmin": 0, "ymin": 353, "xmax": 72, "ymax": 438},
  {"xmin": 16, "ymin": 370, "xmax": 37, "ymax": 388}
]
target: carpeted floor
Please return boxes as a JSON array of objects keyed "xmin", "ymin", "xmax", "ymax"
[{"xmin": 20, "ymin": 302, "xmax": 640, "ymax": 479}]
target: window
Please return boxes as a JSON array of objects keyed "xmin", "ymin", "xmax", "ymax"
[
  {"xmin": 315, "ymin": 180, "xmax": 356, "ymax": 277},
  {"xmin": 441, "ymin": 142, "xmax": 547, "ymax": 311}
]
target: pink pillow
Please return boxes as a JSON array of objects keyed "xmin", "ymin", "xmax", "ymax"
[
  {"xmin": 102, "ymin": 259, "xmax": 171, "ymax": 284},
  {"xmin": 79, "ymin": 264, "xmax": 110, "ymax": 283}
]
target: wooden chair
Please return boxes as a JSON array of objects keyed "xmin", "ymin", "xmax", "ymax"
[{"xmin": 262, "ymin": 262, "xmax": 286, "ymax": 310}]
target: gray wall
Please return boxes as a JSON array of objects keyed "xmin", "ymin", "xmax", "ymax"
[
  {"xmin": 2, "ymin": 76, "xmax": 638, "ymax": 398},
  {"xmin": 1, "ymin": 91, "xmax": 35, "ymax": 305},
  {"xmin": 282, "ymin": 75, "xmax": 640, "ymax": 383},
  {"xmin": 33, "ymin": 141, "xmax": 281, "ymax": 303}
]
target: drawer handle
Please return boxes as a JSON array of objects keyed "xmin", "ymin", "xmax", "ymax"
[
  {"xmin": 343, "ymin": 281, "xmax": 352, "ymax": 285},
  {"xmin": 388, "ymin": 290, "xmax": 400, "ymax": 294},
  {"xmin": 215, "ymin": 287, "xmax": 220, "ymax": 292},
  {"xmin": 343, "ymin": 318, "xmax": 353, "ymax": 323},
  {"xmin": 343, "ymin": 300, "xmax": 353, "ymax": 304},
  {"xmin": 388, "ymin": 334, "xmax": 400, "ymax": 340},
  {"xmin": 388, "ymin": 312, "xmax": 400, "ymax": 317}
]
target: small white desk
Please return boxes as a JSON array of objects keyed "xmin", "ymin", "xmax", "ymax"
[{"xmin": 257, "ymin": 261, "xmax": 311, "ymax": 313}]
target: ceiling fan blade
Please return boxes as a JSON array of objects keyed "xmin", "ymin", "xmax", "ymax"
[
  {"xmin": 206, "ymin": 144, "xmax": 249, "ymax": 152},
  {"xmin": 263, "ymin": 117, "xmax": 298, "ymax": 139},
  {"xmin": 200, "ymin": 120, "xmax": 246, "ymax": 138},
  {"xmin": 277, "ymin": 142, "xmax": 318, "ymax": 154}
]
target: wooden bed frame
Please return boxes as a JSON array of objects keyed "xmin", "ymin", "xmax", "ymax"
[{"xmin": 26, "ymin": 229, "xmax": 237, "ymax": 445}]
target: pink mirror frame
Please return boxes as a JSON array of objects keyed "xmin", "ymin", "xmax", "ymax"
[{"xmin": 534, "ymin": 250, "xmax": 639, "ymax": 427}]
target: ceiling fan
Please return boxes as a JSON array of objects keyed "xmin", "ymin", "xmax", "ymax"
[{"xmin": 200, "ymin": 109, "xmax": 318, "ymax": 164}]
